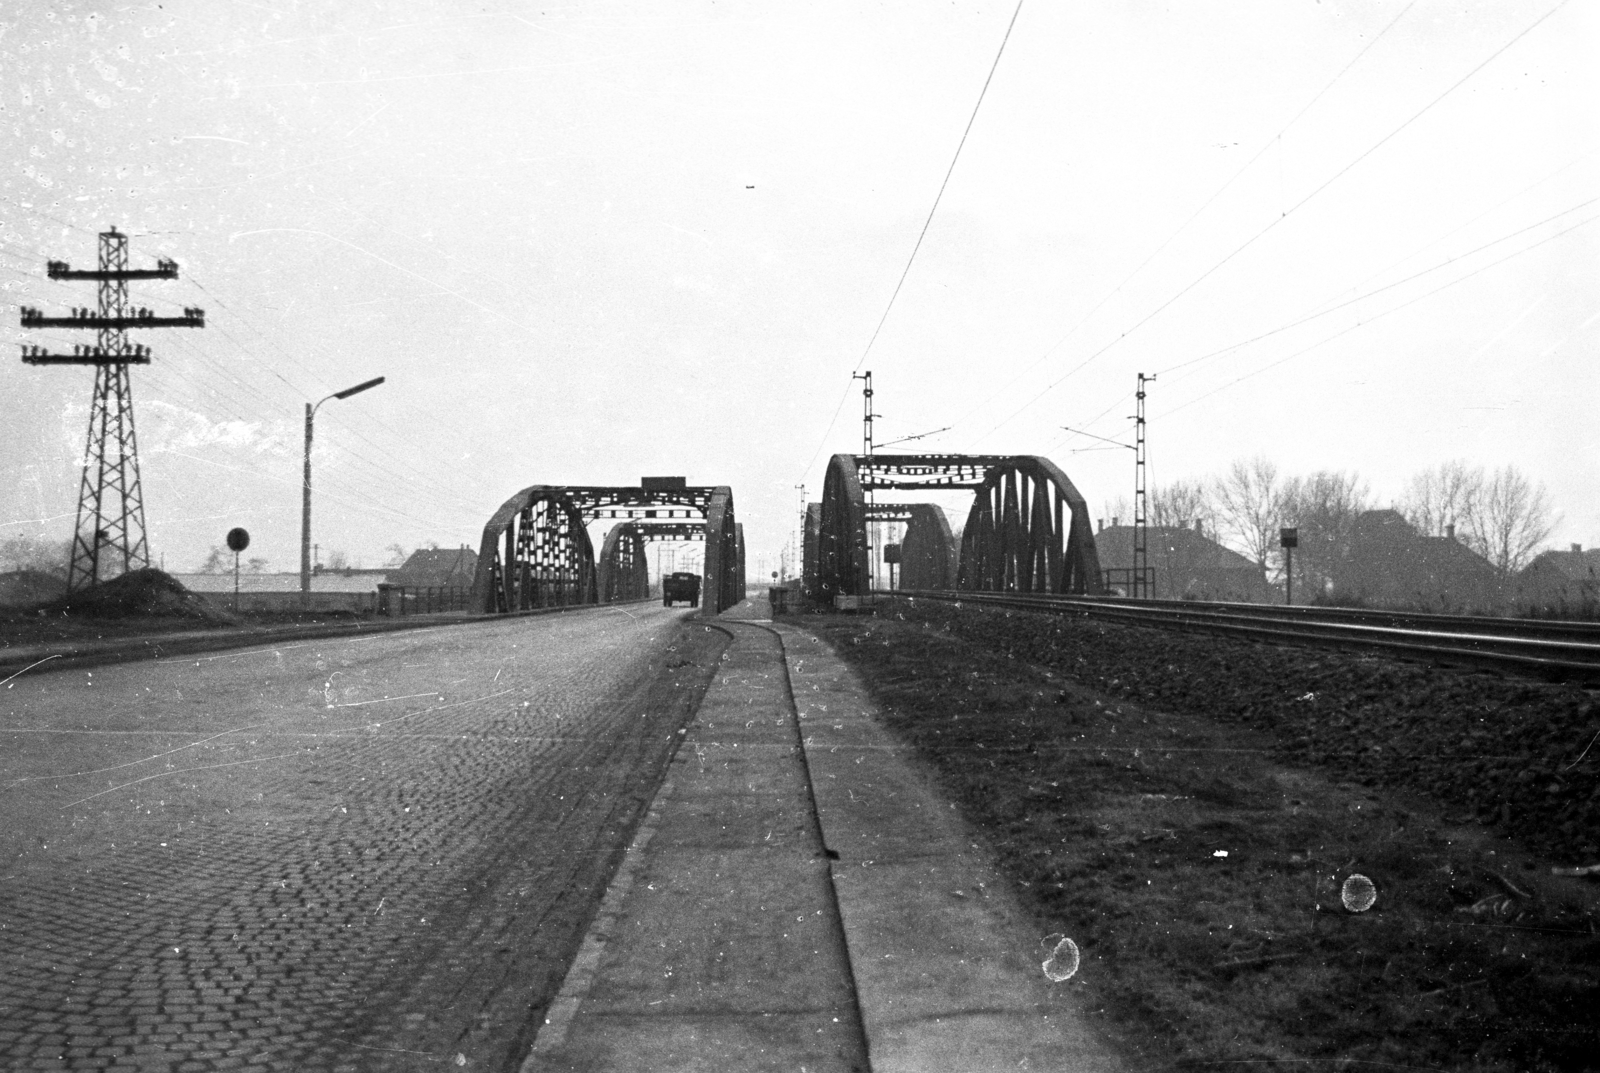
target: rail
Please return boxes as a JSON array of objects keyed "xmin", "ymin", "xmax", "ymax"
[{"xmin": 891, "ymin": 590, "xmax": 1600, "ymax": 683}]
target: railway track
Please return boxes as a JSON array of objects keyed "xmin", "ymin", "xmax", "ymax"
[{"xmin": 891, "ymin": 589, "xmax": 1600, "ymax": 683}]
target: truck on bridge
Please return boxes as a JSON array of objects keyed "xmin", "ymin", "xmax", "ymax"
[{"xmin": 662, "ymin": 572, "xmax": 701, "ymax": 607}]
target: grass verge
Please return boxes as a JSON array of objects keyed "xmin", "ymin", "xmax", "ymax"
[{"xmin": 798, "ymin": 600, "xmax": 1599, "ymax": 1072}]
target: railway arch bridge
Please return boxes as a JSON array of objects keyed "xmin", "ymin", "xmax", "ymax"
[
  {"xmin": 806, "ymin": 453, "xmax": 1103, "ymax": 601},
  {"xmin": 471, "ymin": 478, "xmax": 745, "ymax": 616}
]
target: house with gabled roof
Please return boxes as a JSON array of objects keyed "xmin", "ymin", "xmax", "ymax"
[
  {"xmin": 1327, "ymin": 510, "xmax": 1503, "ymax": 612},
  {"xmin": 388, "ymin": 546, "xmax": 477, "ymax": 588},
  {"xmin": 1094, "ymin": 520, "xmax": 1274, "ymax": 602},
  {"xmin": 1515, "ymin": 544, "xmax": 1600, "ymax": 616}
]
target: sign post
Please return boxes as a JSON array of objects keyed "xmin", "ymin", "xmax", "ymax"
[
  {"xmin": 883, "ymin": 542, "xmax": 901, "ymax": 592},
  {"xmin": 227, "ymin": 527, "xmax": 250, "ymax": 614},
  {"xmin": 1279, "ymin": 527, "xmax": 1298, "ymax": 606}
]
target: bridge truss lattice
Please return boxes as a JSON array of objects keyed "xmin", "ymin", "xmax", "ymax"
[{"xmin": 474, "ymin": 484, "xmax": 744, "ymax": 616}]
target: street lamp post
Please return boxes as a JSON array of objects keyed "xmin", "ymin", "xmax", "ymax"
[{"xmin": 301, "ymin": 376, "xmax": 385, "ymax": 608}]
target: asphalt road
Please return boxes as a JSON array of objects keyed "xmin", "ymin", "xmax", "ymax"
[{"xmin": 0, "ymin": 605, "xmax": 725, "ymax": 1072}]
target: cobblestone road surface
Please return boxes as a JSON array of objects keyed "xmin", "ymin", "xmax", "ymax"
[{"xmin": 0, "ymin": 606, "xmax": 723, "ymax": 1072}]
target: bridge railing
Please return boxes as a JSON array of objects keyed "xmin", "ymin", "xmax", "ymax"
[{"xmin": 377, "ymin": 584, "xmax": 475, "ymax": 616}]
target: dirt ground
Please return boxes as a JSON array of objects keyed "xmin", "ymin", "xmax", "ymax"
[
  {"xmin": 0, "ymin": 568, "xmax": 385, "ymax": 651},
  {"xmin": 795, "ymin": 599, "xmax": 1600, "ymax": 1072}
]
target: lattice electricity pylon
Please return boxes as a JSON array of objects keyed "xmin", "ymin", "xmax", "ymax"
[{"xmin": 18, "ymin": 228, "xmax": 204, "ymax": 590}]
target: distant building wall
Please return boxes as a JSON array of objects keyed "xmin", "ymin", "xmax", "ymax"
[
  {"xmin": 188, "ymin": 590, "xmax": 378, "ymax": 614},
  {"xmin": 171, "ymin": 572, "xmax": 387, "ymax": 594}
]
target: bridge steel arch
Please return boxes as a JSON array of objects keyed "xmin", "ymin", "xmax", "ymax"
[
  {"xmin": 734, "ymin": 523, "xmax": 747, "ymax": 605},
  {"xmin": 957, "ymin": 456, "xmax": 1100, "ymax": 595},
  {"xmin": 809, "ymin": 454, "xmax": 1103, "ymax": 600},
  {"xmin": 596, "ymin": 524, "xmax": 650, "ymax": 603},
  {"xmin": 816, "ymin": 456, "xmax": 870, "ymax": 600},
  {"xmin": 597, "ymin": 520, "xmax": 709, "ymax": 603},
  {"xmin": 473, "ymin": 486, "xmax": 597, "ymax": 612},
  {"xmin": 899, "ymin": 503, "xmax": 957, "ymax": 590},
  {"xmin": 473, "ymin": 482, "xmax": 742, "ymax": 616},
  {"xmin": 802, "ymin": 503, "xmax": 821, "ymax": 597}
]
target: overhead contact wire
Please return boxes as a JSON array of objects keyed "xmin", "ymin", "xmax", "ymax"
[
  {"xmin": 953, "ymin": 0, "xmax": 1417, "ymax": 438},
  {"xmin": 976, "ymin": 0, "xmax": 1572, "ymax": 442},
  {"xmin": 797, "ymin": 0, "xmax": 1025, "ymax": 482}
]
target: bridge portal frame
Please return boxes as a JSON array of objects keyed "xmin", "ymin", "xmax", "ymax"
[
  {"xmin": 597, "ymin": 520, "xmax": 708, "ymax": 603},
  {"xmin": 811, "ymin": 454, "xmax": 1103, "ymax": 600},
  {"xmin": 474, "ymin": 484, "xmax": 742, "ymax": 616}
]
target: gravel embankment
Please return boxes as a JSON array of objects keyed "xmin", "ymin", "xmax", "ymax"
[{"xmin": 895, "ymin": 597, "xmax": 1600, "ymax": 861}]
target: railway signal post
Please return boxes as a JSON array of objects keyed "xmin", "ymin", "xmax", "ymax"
[{"xmin": 1281, "ymin": 526, "xmax": 1299, "ymax": 605}]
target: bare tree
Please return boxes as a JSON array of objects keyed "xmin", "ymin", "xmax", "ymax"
[
  {"xmin": 1148, "ymin": 479, "xmax": 1213, "ymax": 530},
  {"xmin": 1281, "ymin": 470, "xmax": 1370, "ymax": 597},
  {"xmin": 326, "ymin": 549, "xmax": 351, "ymax": 572},
  {"xmin": 1100, "ymin": 497, "xmax": 1131, "ymax": 529},
  {"xmin": 1468, "ymin": 465, "xmax": 1557, "ymax": 577},
  {"xmin": 1402, "ymin": 462, "xmax": 1555, "ymax": 576},
  {"xmin": 1212, "ymin": 456, "xmax": 1285, "ymax": 573},
  {"xmin": 1400, "ymin": 460, "xmax": 1481, "ymax": 538},
  {"xmin": 199, "ymin": 546, "xmax": 229, "ymax": 574},
  {"xmin": 383, "ymin": 543, "xmax": 410, "ymax": 568},
  {"xmin": 1098, "ymin": 483, "xmax": 1211, "ymax": 532},
  {"xmin": 245, "ymin": 557, "xmax": 270, "ymax": 574},
  {"xmin": 0, "ymin": 535, "xmax": 71, "ymax": 577}
]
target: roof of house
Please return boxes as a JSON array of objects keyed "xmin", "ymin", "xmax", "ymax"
[
  {"xmin": 389, "ymin": 547, "xmax": 477, "ymax": 584},
  {"xmin": 1522, "ymin": 547, "xmax": 1600, "ymax": 580},
  {"xmin": 1347, "ymin": 511, "xmax": 1497, "ymax": 571},
  {"xmin": 1352, "ymin": 508, "xmax": 1410, "ymax": 533},
  {"xmin": 1094, "ymin": 525, "xmax": 1259, "ymax": 572},
  {"xmin": 1334, "ymin": 510, "xmax": 1503, "ymax": 610}
]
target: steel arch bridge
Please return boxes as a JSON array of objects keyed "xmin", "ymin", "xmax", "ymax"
[
  {"xmin": 808, "ymin": 454, "xmax": 1103, "ymax": 600},
  {"xmin": 472, "ymin": 481, "xmax": 745, "ymax": 615}
]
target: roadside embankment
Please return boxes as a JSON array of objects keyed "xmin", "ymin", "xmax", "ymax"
[{"xmin": 792, "ymin": 599, "xmax": 1599, "ymax": 1073}]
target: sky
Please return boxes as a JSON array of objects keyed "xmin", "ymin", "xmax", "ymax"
[{"xmin": 1, "ymin": 0, "xmax": 1596, "ymax": 580}]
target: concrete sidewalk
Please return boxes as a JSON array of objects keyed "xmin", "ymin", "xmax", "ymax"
[{"xmin": 523, "ymin": 599, "xmax": 1123, "ymax": 1072}]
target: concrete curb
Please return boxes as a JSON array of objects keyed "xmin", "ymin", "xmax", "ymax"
[
  {"xmin": 521, "ymin": 616, "xmax": 868, "ymax": 1072},
  {"xmin": 773, "ymin": 623, "xmax": 1124, "ymax": 1073}
]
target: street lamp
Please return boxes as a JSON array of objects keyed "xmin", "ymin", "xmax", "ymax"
[{"xmin": 301, "ymin": 376, "xmax": 385, "ymax": 608}]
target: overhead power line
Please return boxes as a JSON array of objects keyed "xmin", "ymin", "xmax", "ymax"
[
  {"xmin": 850, "ymin": 0, "xmax": 1026, "ymax": 376},
  {"xmin": 950, "ymin": 0, "xmax": 1418, "ymax": 438},
  {"xmin": 1159, "ymin": 208, "xmax": 1600, "ymax": 420},
  {"xmin": 1156, "ymin": 194, "xmax": 1600, "ymax": 379},
  {"xmin": 973, "ymin": 0, "xmax": 1573, "ymax": 445},
  {"xmin": 797, "ymin": 0, "xmax": 1025, "ymax": 484}
]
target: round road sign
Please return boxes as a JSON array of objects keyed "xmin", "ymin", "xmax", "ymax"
[{"xmin": 226, "ymin": 527, "xmax": 250, "ymax": 553}]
